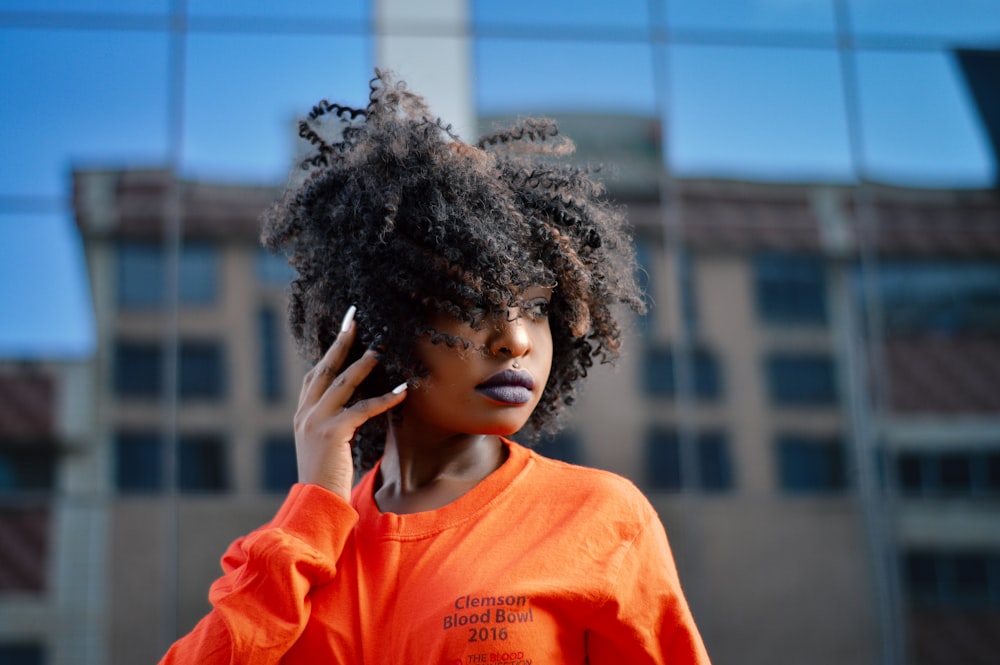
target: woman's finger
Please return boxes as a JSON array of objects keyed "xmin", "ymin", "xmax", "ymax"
[
  {"xmin": 310, "ymin": 347, "xmax": 385, "ymax": 420},
  {"xmin": 300, "ymin": 305, "xmax": 357, "ymax": 407}
]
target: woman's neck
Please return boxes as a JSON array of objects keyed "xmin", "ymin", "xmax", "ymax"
[{"xmin": 374, "ymin": 429, "xmax": 508, "ymax": 514}]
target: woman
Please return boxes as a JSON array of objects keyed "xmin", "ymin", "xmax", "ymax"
[{"xmin": 160, "ymin": 70, "xmax": 710, "ymax": 664}]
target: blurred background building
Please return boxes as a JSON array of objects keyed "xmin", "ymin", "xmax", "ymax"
[{"xmin": 1, "ymin": 2, "xmax": 999, "ymax": 664}]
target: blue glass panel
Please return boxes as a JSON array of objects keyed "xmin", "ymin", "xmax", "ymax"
[
  {"xmin": 667, "ymin": 0, "xmax": 836, "ymax": 34},
  {"xmin": 669, "ymin": 45, "xmax": 852, "ymax": 181},
  {"xmin": 473, "ymin": 0, "xmax": 649, "ymax": 31},
  {"xmin": 0, "ymin": 212, "xmax": 95, "ymax": 358},
  {"xmin": 476, "ymin": 39, "xmax": 655, "ymax": 116},
  {"xmin": 0, "ymin": 30, "xmax": 169, "ymax": 198},
  {"xmin": 856, "ymin": 51, "xmax": 994, "ymax": 187},
  {"xmin": 848, "ymin": 0, "xmax": 1000, "ymax": 41},
  {"xmin": 183, "ymin": 33, "xmax": 370, "ymax": 184}
]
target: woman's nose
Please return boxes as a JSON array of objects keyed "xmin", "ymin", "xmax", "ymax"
[{"xmin": 488, "ymin": 308, "xmax": 531, "ymax": 359}]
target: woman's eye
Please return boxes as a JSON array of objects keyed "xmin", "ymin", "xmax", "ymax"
[{"xmin": 524, "ymin": 299, "xmax": 550, "ymax": 320}]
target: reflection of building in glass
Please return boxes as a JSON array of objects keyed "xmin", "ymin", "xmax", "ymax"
[
  {"xmin": 0, "ymin": 361, "xmax": 99, "ymax": 664},
  {"xmin": 56, "ymin": 141, "xmax": 1000, "ymax": 663}
]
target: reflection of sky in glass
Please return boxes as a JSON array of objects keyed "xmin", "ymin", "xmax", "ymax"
[
  {"xmin": 473, "ymin": 0, "xmax": 649, "ymax": 30},
  {"xmin": 1, "ymin": 2, "xmax": 999, "ymax": 356},
  {"xmin": 848, "ymin": 0, "xmax": 1000, "ymax": 40},
  {"xmin": 0, "ymin": 213, "xmax": 94, "ymax": 358},
  {"xmin": 0, "ymin": 29, "xmax": 170, "ymax": 198},
  {"xmin": 184, "ymin": 33, "xmax": 370, "ymax": 184},
  {"xmin": 669, "ymin": 45, "xmax": 853, "ymax": 181},
  {"xmin": 475, "ymin": 39, "xmax": 655, "ymax": 115},
  {"xmin": 666, "ymin": 0, "xmax": 836, "ymax": 34},
  {"xmin": 0, "ymin": 0, "xmax": 168, "ymax": 13},
  {"xmin": 857, "ymin": 51, "xmax": 994, "ymax": 186},
  {"xmin": 189, "ymin": 0, "xmax": 368, "ymax": 21}
]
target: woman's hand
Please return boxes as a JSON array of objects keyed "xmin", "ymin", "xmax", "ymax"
[{"xmin": 293, "ymin": 306, "xmax": 408, "ymax": 501}]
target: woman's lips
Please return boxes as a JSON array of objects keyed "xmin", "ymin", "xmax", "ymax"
[{"xmin": 476, "ymin": 369, "xmax": 535, "ymax": 405}]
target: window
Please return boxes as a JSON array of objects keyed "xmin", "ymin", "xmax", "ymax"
[
  {"xmin": 873, "ymin": 260, "xmax": 1000, "ymax": 335},
  {"xmin": 259, "ymin": 307, "xmax": 282, "ymax": 402},
  {"xmin": 113, "ymin": 340, "xmax": 162, "ymax": 398},
  {"xmin": 114, "ymin": 339, "xmax": 225, "ymax": 400},
  {"xmin": 643, "ymin": 346, "xmax": 722, "ymax": 400},
  {"xmin": 776, "ymin": 435, "xmax": 846, "ymax": 493},
  {"xmin": 115, "ymin": 431, "xmax": 162, "ymax": 492},
  {"xmin": 0, "ymin": 643, "xmax": 44, "ymax": 665},
  {"xmin": 256, "ymin": 247, "xmax": 296, "ymax": 287},
  {"xmin": 896, "ymin": 450, "xmax": 1000, "ymax": 497},
  {"xmin": 117, "ymin": 240, "xmax": 219, "ymax": 308},
  {"xmin": 178, "ymin": 434, "xmax": 228, "ymax": 492},
  {"xmin": 178, "ymin": 242, "xmax": 219, "ymax": 304},
  {"xmin": 533, "ymin": 431, "xmax": 582, "ymax": 465},
  {"xmin": 179, "ymin": 341, "xmax": 225, "ymax": 399},
  {"xmin": 114, "ymin": 431, "xmax": 228, "ymax": 493},
  {"xmin": 0, "ymin": 441, "xmax": 57, "ymax": 493},
  {"xmin": 754, "ymin": 252, "xmax": 828, "ymax": 325},
  {"xmin": 904, "ymin": 550, "xmax": 1000, "ymax": 608},
  {"xmin": 646, "ymin": 428, "xmax": 733, "ymax": 492},
  {"xmin": 118, "ymin": 241, "xmax": 163, "ymax": 308},
  {"xmin": 633, "ymin": 237, "xmax": 655, "ymax": 333},
  {"xmin": 765, "ymin": 353, "xmax": 836, "ymax": 406},
  {"xmin": 262, "ymin": 435, "xmax": 297, "ymax": 493}
]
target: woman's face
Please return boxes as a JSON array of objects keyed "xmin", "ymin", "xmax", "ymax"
[{"xmin": 399, "ymin": 285, "xmax": 554, "ymax": 440}]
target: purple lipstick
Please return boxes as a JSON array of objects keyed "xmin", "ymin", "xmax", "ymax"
[{"xmin": 476, "ymin": 369, "xmax": 535, "ymax": 405}]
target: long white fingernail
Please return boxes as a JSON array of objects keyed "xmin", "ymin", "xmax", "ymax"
[
  {"xmin": 391, "ymin": 382, "xmax": 408, "ymax": 394},
  {"xmin": 340, "ymin": 305, "xmax": 357, "ymax": 333}
]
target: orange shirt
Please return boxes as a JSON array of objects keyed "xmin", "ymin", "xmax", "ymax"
[{"xmin": 160, "ymin": 441, "xmax": 711, "ymax": 664}]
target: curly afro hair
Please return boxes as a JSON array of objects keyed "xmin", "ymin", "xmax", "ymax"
[{"xmin": 261, "ymin": 69, "xmax": 645, "ymax": 471}]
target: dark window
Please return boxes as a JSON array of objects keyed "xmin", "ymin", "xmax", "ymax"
[
  {"xmin": 534, "ymin": 431, "xmax": 582, "ymax": 465},
  {"xmin": 895, "ymin": 450, "xmax": 1000, "ymax": 497},
  {"xmin": 0, "ymin": 441, "xmax": 56, "ymax": 493},
  {"xmin": 633, "ymin": 238, "xmax": 655, "ymax": 333},
  {"xmin": 115, "ymin": 431, "xmax": 228, "ymax": 494},
  {"xmin": 262, "ymin": 436, "xmax": 297, "ymax": 493},
  {"xmin": 897, "ymin": 453, "xmax": 924, "ymax": 495},
  {"xmin": 698, "ymin": 432, "xmax": 733, "ymax": 492},
  {"xmin": 754, "ymin": 252, "xmax": 828, "ymax": 325},
  {"xmin": 179, "ymin": 242, "xmax": 218, "ymax": 305},
  {"xmin": 178, "ymin": 434, "xmax": 228, "ymax": 492},
  {"xmin": 872, "ymin": 260, "xmax": 1000, "ymax": 335},
  {"xmin": 118, "ymin": 241, "xmax": 163, "ymax": 308},
  {"xmin": 646, "ymin": 428, "xmax": 734, "ymax": 492},
  {"xmin": 939, "ymin": 453, "xmax": 972, "ymax": 493},
  {"xmin": 904, "ymin": 550, "xmax": 1000, "ymax": 608},
  {"xmin": 643, "ymin": 346, "xmax": 721, "ymax": 400},
  {"xmin": 0, "ymin": 643, "xmax": 44, "ymax": 665},
  {"xmin": 113, "ymin": 341, "xmax": 162, "ymax": 398},
  {"xmin": 117, "ymin": 241, "xmax": 219, "ymax": 308},
  {"xmin": 646, "ymin": 429, "xmax": 681, "ymax": 491},
  {"xmin": 115, "ymin": 431, "xmax": 162, "ymax": 492},
  {"xmin": 776, "ymin": 435, "xmax": 846, "ymax": 493},
  {"xmin": 766, "ymin": 354, "xmax": 836, "ymax": 406},
  {"xmin": 259, "ymin": 307, "xmax": 282, "ymax": 402},
  {"xmin": 114, "ymin": 339, "xmax": 224, "ymax": 400},
  {"xmin": 179, "ymin": 341, "xmax": 225, "ymax": 400}
]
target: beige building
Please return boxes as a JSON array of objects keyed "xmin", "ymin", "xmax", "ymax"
[{"xmin": 64, "ymin": 157, "xmax": 1000, "ymax": 665}]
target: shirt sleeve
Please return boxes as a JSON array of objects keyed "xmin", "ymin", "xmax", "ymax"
[
  {"xmin": 158, "ymin": 483, "xmax": 359, "ymax": 665},
  {"xmin": 586, "ymin": 503, "xmax": 712, "ymax": 665}
]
